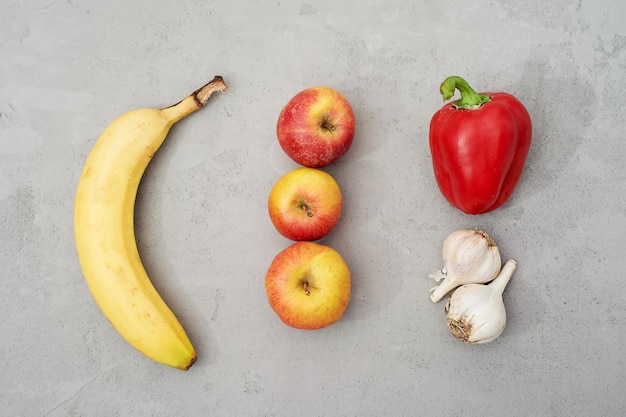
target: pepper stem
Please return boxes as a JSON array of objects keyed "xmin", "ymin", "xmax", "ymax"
[{"xmin": 440, "ymin": 76, "xmax": 491, "ymax": 109}]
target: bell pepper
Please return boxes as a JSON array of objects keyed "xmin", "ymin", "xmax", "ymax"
[{"xmin": 429, "ymin": 76, "xmax": 532, "ymax": 215}]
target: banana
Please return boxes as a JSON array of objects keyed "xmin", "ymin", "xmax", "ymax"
[{"xmin": 74, "ymin": 76, "xmax": 227, "ymax": 370}]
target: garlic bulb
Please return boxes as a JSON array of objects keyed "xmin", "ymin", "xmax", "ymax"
[
  {"xmin": 445, "ymin": 259, "xmax": 517, "ymax": 344},
  {"xmin": 429, "ymin": 229, "xmax": 501, "ymax": 303}
]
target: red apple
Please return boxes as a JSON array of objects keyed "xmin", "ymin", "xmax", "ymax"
[
  {"xmin": 268, "ymin": 167, "xmax": 342, "ymax": 241},
  {"xmin": 265, "ymin": 241, "xmax": 351, "ymax": 330},
  {"xmin": 276, "ymin": 86, "xmax": 356, "ymax": 168}
]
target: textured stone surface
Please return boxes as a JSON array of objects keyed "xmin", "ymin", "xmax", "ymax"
[{"xmin": 1, "ymin": 1, "xmax": 625, "ymax": 415}]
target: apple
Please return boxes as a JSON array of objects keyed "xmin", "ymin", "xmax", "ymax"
[
  {"xmin": 265, "ymin": 241, "xmax": 351, "ymax": 330},
  {"xmin": 268, "ymin": 167, "xmax": 342, "ymax": 241},
  {"xmin": 276, "ymin": 86, "xmax": 356, "ymax": 168}
]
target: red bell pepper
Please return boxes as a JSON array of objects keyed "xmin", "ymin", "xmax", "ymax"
[{"xmin": 429, "ymin": 76, "xmax": 532, "ymax": 214}]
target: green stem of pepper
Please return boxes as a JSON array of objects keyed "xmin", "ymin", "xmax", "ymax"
[{"xmin": 440, "ymin": 76, "xmax": 491, "ymax": 109}]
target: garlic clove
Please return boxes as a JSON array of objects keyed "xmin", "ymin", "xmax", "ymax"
[
  {"xmin": 444, "ymin": 259, "xmax": 517, "ymax": 344},
  {"xmin": 430, "ymin": 229, "xmax": 501, "ymax": 303}
]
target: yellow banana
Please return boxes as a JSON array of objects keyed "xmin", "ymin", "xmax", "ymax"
[{"xmin": 74, "ymin": 76, "xmax": 227, "ymax": 370}]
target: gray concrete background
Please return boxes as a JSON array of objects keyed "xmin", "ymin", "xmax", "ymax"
[{"xmin": 1, "ymin": 0, "xmax": 625, "ymax": 416}]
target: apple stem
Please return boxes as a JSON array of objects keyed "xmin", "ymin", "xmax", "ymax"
[
  {"xmin": 300, "ymin": 202, "xmax": 314, "ymax": 217},
  {"xmin": 303, "ymin": 281, "xmax": 311, "ymax": 296},
  {"xmin": 321, "ymin": 119, "xmax": 336, "ymax": 131}
]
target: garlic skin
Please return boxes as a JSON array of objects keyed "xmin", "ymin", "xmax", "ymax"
[
  {"xmin": 445, "ymin": 259, "xmax": 517, "ymax": 344},
  {"xmin": 430, "ymin": 229, "xmax": 501, "ymax": 303}
]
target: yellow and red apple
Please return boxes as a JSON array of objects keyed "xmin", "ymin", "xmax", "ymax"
[
  {"xmin": 268, "ymin": 167, "xmax": 342, "ymax": 241},
  {"xmin": 265, "ymin": 241, "xmax": 351, "ymax": 330},
  {"xmin": 276, "ymin": 86, "xmax": 356, "ymax": 168}
]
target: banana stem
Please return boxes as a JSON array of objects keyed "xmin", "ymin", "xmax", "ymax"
[
  {"xmin": 194, "ymin": 75, "xmax": 228, "ymax": 106},
  {"xmin": 161, "ymin": 75, "xmax": 227, "ymax": 123}
]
